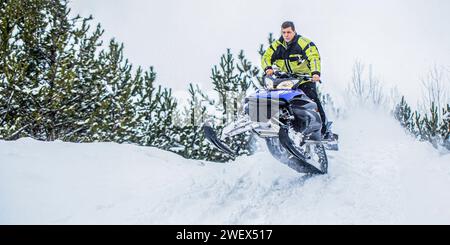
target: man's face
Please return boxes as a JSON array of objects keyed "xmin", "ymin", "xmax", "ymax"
[{"xmin": 282, "ymin": 27, "xmax": 296, "ymax": 43}]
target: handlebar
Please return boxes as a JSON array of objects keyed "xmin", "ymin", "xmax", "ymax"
[{"xmin": 267, "ymin": 71, "xmax": 311, "ymax": 80}]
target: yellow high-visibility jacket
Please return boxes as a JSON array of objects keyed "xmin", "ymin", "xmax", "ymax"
[{"xmin": 262, "ymin": 34, "xmax": 321, "ymax": 77}]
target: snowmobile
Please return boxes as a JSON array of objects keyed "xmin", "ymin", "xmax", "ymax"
[{"xmin": 203, "ymin": 71, "xmax": 339, "ymax": 175}]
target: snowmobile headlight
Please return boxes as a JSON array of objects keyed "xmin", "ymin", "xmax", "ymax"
[{"xmin": 276, "ymin": 80, "xmax": 295, "ymax": 89}]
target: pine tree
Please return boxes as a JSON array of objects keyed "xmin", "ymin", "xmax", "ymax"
[
  {"xmin": 258, "ymin": 33, "xmax": 275, "ymax": 56},
  {"xmin": 422, "ymin": 102, "xmax": 439, "ymax": 143},
  {"xmin": 211, "ymin": 49, "xmax": 258, "ymax": 125},
  {"xmin": 133, "ymin": 68, "xmax": 157, "ymax": 146},
  {"xmin": 149, "ymin": 87, "xmax": 178, "ymax": 150},
  {"xmin": 441, "ymin": 104, "xmax": 450, "ymax": 149},
  {"xmin": 1, "ymin": 0, "xmax": 179, "ymax": 148},
  {"xmin": 85, "ymin": 39, "xmax": 138, "ymax": 143},
  {"xmin": 59, "ymin": 19, "xmax": 106, "ymax": 142},
  {"xmin": 132, "ymin": 67, "xmax": 178, "ymax": 150},
  {"xmin": 0, "ymin": 0, "xmax": 81, "ymax": 140},
  {"xmin": 209, "ymin": 49, "xmax": 258, "ymax": 158},
  {"xmin": 394, "ymin": 97, "xmax": 450, "ymax": 150},
  {"xmin": 413, "ymin": 111, "xmax": 423, "ymax": 139},
  {"xmin": 394, "ymin": 96, "xmax": 415, "ymax": 133},
  {"xmin": 174, "ymin": 83, "xmax": 226, "ymax": 161},
  {"xmin": 256, "ymin": 33, "xmax": 275, "ymax": 87}
]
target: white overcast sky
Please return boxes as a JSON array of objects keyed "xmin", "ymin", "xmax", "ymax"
[{"xmin": 69, "ymin": 0, "xmax": 450, "ymax": 104}]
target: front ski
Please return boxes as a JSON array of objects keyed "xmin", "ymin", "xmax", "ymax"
[{"xmin": 203, "ymin": 124, "xmax": 236, "ymax": 156}]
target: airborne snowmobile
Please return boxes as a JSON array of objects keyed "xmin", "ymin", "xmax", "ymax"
[{"xmin": 203, "ymin": 71, "xmax": 339, "ymax": 175}]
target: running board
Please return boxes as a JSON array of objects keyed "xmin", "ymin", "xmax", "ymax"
[{"xmin": 304, "ymin": 134, "xmax": 339, "ymax": 151}]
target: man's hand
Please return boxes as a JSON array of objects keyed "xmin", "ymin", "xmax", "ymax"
[
  {"xmin": 312, "ymin": 74, "xmax": 321, "ymax": 82},
  {"xmin": 265, "ymin": 69, "xmax": 274, "ymax": 76}
]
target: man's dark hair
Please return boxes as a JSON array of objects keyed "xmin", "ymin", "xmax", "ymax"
[{"xmin": 281, "ymin": 21, "xmax": 295, "ymax": 31}]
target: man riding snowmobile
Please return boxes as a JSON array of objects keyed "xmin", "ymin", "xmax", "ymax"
[
  {"xmin": 202, "ymin": 21, "xmax": 339, "ymax": 174},
  {"xmin": 262, "ymin": 21, "xmax": 332, "ymax": 140}
]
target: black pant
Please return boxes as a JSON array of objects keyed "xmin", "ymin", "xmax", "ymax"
[{"xmin": 298, "ymin": 82, "xmax": 327, "ymax": 134}]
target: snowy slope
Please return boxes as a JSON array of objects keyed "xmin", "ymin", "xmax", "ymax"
[{"xmin": 1, "ymin": 109, "xmax": 450, "ymax": 225}]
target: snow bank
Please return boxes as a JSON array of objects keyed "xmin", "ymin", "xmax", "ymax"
[{"xmin": 1, "ymin": 109, "xmax": 449, "ymax": 224}]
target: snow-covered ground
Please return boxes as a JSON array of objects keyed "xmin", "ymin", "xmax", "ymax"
[{"xmin": 1, "ymin": 109, "xmax": 450, "ymax": 224}]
